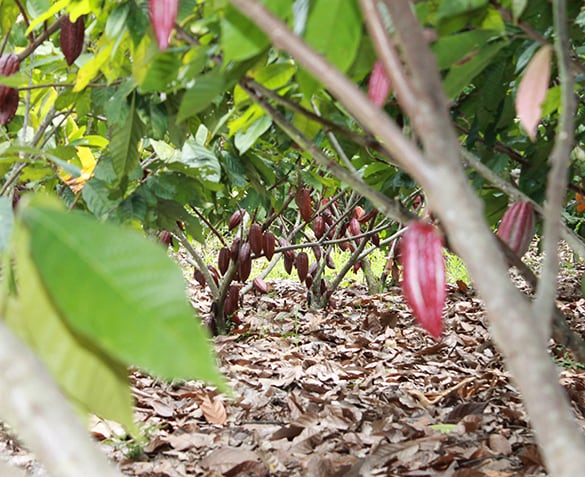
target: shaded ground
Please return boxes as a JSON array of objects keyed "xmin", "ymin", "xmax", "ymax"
[{"xmin": 3, "ymin": 259, "xmax": 585, "ymax": 476}]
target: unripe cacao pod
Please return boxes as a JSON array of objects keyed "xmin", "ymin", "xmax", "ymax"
[
  {"xmin": 149, "ymin": 0, "xmax": 179, "ymax": 50},
  {"xmin": 313, "ymin": 215, "xmax": 325, "ymax": 239},
  {"xmin": 218, "ymin": 246, "xmax": 230, "ymax": 275},
  {"xmin": 263, "ymin": 231, "xmax": 276, "ymax": 260},
  {"xmin": 295, "ymin": 252, "xmax": 309, "ymax": 283},
  {"xmin": 238, "ymin": 242, "xmax": 252, "ymax": 282},
  {"xmin": 496, "ymin": 201, "xmax": 535, "ymax": 257},
  {"xmin": 253, "ymin": 277, "xmax": 269, "ymax": 294},
  {"xmin": 60, "ymin": 15, "xmax": 85, "ymax": 66},
  {"xmin": 295, "ymin": 188, "xmax": 313, "ymax": 222},
  {"xmin": 229, "ymin": 209, "xmax": 244, "ymax": 231},
  {"xmin": 400, "ymin": 221, "xmax": 446, "ymax": 340},
  {"xmin": 249, "ymin": 222, "xmax": 263, "ymax": 255}
]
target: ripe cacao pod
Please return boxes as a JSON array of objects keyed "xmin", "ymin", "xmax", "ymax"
[
  {"xmin": 249, "ymin": 222, "xmax": 263, "ymax": 255},
  {"xmin": 229, "ymin": 209, "xmax": 244, "ymax": 231},
  {"xmin": 325, "ymin": 253, "xmax": 335, "ymax": 269},
  {"xmin": 149, "ymin": 0, "xmax": 179, "ymax": 50},
  {"xmin": 313, "ymin": 215, "xmax": 325, "ymax": 239},
  {"xmin": 218, "ymin": 246, "xmax": 230, "ymax": 275},
  {"xmin": 263, "ymin": 231, "xmax": 276, "ymax": 260},
  {"xmin": 371, "ymin": 232, "xmax": 380, "ymax": 247},
  {"xmin": 496, "ymin": 201, "xmax": 535, "ymax": 257},
  {"xmin": 312, "ymin": 245, "xmax": 322, "ymax": 262},
  {"xmin": 224, "ymin": 284, "xmax": 240, "ymax": 316},
  {"xmin": 193, "ymin": 268, "xmax": 206, "ymax": 287},
  {"xmin": 400, "ymin": 221, "xmax": 446, "ymax": 340},
  {"xmin": 308, "ymin": 261, "xmax": 318, "ymax": 278},
  {"xmin": 283, "ymin": 252, "xmax": 294, "ymax": 275},
  {"xmin": 305, "ymin": 274, "xmax": 313, "ymax": 290},
  {"xmin": 368, "ymin": 60, "xmax": 391, "ymax": 107},
  {"xmin": 0, "ymin": 54, "xmax": 20, "ymax": 126},
  {"xmin": 295, "ymin": 188, "xmax": 313, "ymax": 222},
  {"xmin": 207, "ymin": 265, "xmax": 220, "ymax": 287},
  {"xmin": 159, "ymin": 230, "xmax": 172, "ymax": 247},
  {"xmin": 295, "ymin": 252, "xmax": 309, "ymax": 283},
  {"xmin": 354, "ymin": 206, "xmax": 365, "ymax": 220},
  {"xmin": 253, "ymin": 277, "xmax": 269, "ymax": 294},
  {"xmin": 238, "ymin": 242, "xmax": 252, "ymax": 282},
  {"xmin": 230, "ymin": 237, "xmax": 241, "ymax": 261},
  {"xmin": 353, "ymin": 261, "xmax": 362, "ymax": 273},
  {"xmin": 349, "ymin": 217, "xmax": 361, "ymax": 237},
  {"xmin": 60, "ymin": 15, "xmax": 85, "ymax": 65}
]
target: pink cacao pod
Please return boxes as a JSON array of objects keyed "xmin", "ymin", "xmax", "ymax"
[
  {"xmin": 149, "ymin": 0, "xmax": 178, "ymax": 50},
  {"xmin": 400, "ymin": 221, "xmax": 446, "ymax": 340},
  {"xmin": 367, "ymin": 60, "xmax": 391, "ymax": 107},
  {"xmin": 496, "ymin": 201, "xmax": 535, "ymax": 257}
]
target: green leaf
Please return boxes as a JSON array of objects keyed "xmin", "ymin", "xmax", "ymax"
[
  {"xmin": 0, "ymin": 198, "xmax": 13, "ymax": 253},
  {"xmin": 443, "ymin": 41, "xmax": 505, "ymax": 99},
  {"xmin": 177, "ymin": 73, "xmax": 225, "ymax": 122},
  {"xmin": 6, "ymin": 224, "xmax": 135, "ymax": 431},
  {"xmin": 234, "ymin": 116, "xmax": 272, "ymax": 154},
  {"xmin": 303, "ymin": 0, "xmax": 361, "ymax": 74},
  {"xmin": 432, "ymin": 30, "xmax": 501, "ymax": 70},
  {"xmin": 436, "ymin": 0, "xmax": 489, "ymax": 22},
  {"xmin": 175, "ymin": 139, "xmax": 221, "ymax": 182},
  {"xmin": 109, "ymin": 93, "xmax": 145, "ymax": 181},
  {"xmin": 20, "ymin": 202, "xmax": 227, "ymax": 391}
]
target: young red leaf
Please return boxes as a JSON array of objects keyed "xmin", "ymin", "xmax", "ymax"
[
  {"xmin": 149, "ymin": 0, "xmax": 179, "ymax": 51},
  {"xmin": 400, "ymin": 221, "xmax": 446, "ymax": 340},
  {"xmin": 367, "ymin": 60, "xmax": 392, "ymax": 107},
  {"xmin": 515, "ymin": 45, "xmax": 552, "ymax": 142}
]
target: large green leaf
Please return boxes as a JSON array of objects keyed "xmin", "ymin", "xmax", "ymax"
[
  {"xmin": 432, "ymin": 29, "xmax": 502, "ymax": 70},
  {"xmin": 5, "ymin": 226, "xmax": 135, "ymax": 431},
  {"xmin": 303, "ymin": 0, "xmax": 361, "ymax": 74},
  {"xmin": 109, "ymin": 93, "xmax": 145, "ymax": 181},
  {"xmin": 20, "ymin": 201, "xmax": 227, "ymax": 391},
  {"xmin": 177, "ymin": 73, "xmax": 225, "ymax": 122}
]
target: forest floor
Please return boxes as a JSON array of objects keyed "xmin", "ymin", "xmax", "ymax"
[{"xmin": 3, "ymin": 251, "xmax": 585, "ymax": 476}]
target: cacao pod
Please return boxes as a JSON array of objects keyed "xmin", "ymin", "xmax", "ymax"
[
  {"xmin": 149, "ymin": 0, "xmax": 179, "ymax": 50},
  {"xmin": 193, "ymin": 268, "xmax": 206, "ymax": 287},
  {"xmin": 60, "ymin": 15, "xmax": 85, "ymax": 66},
  {"xmin": 159, "ymin": 230, "xmax": 172, "ymax": 247},
  {"xmin": 305, "ymin": 274, "xmax": 313, "ymax": 289},
  {"xmin": 400, "ymin": 221, "xmax": 446, "ymax": 340},
  {"xmin": 249, "ymin": 222, "xmax": 263, "ymax": 255},
  {"xmin": 218, "ymin": 246, "xmax": 230, "ymax": 275},
  {"xmin": 295, "ymin": 188, "xmax": 313, "ymax": 222},
  {"xmin": 313, "ymin": 215, "xmax": 325, "ymax": 239},
  {"xmin": 0, "ymin": 54, "xmax": 20, "ymax": 126},
  {"xmin": 371, "ymin": 232, "xmax": 380, "ymax": 247},
  {"xmin": 325, "ymin": 253, "xmax": 335, "ymax": 269},
  {"xmin": 359, "ymin": 208, "xmax": 378, "ymax": 224},
  {"xmin": 295, "ymin": 252, "xmax": 309, "ymax": 283},
  {"xmin": 207, "ymin": 265, "xmax": 220, "ymax": 287},
  {"xmin": 312, "ymin": 245, "xmax": 322, "ymax": 262},
  {"xmin": 354, "ymin": 206, "xmax": 365, "ymax": 220},
  {"xmin": 228, "ymin": 209, "xmax": 244, "ymax": 231},
  {"xmin": 496, "ymin": 201, "xmax": 535, "ymax": 257},
  {"xmin": 0, "ymin": 88, "xmax": 18, "ymax": 126},
  {"xmin": 224, "ymin": 284, "xmax": 240, "ymax": 316},
  {"xmin": 238, "ymin": 242, "xmax": 252, "ymax": 282},
  {"xmin": 253, "ymin": 277, "xmax": 269, "ymax": 294},
  {"xmin": 308, "ymin": 261, "xmax": 318, "ymax": 278},
  {"xmin": 353, "ymin": 261, "xmax": 362, "ymax": 273},
  {"xmin": 263, "ymin": 231, "xmax": 276, "ymax": 260},
  {"xmin": 283, "ymin": 253, "xmax": 294, "ymax": 275},
  {"xmin": 230, "ymin": 237, "xmax": 241, "ymax": 261},
  {"xmin": 367, "ymin": 60, "xmax": 392, "ymax": 107},
  {"xmin": 349, "ymin": 217, "xmax": 361, "ymax": 237}
]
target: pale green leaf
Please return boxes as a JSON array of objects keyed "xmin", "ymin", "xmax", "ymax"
[
  {"xmin": 21, "ymin": 203, "xmax": 227, "ymax": 390},
  {"xmin": 177, "ymin": 73, "xmax": 225, "ymax": 122},
  {"xmin": 234, "ymin": 116, "xmax": 272, "ymax": 154},
  {"xmin": 109, "ymin": 93, "xmax": 144, "ymax": 180},
  {"xmin": 0, "ymin": 198, "xmax": 13, "ymax": 252}
]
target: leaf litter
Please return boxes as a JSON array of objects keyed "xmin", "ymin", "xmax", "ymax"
[{"xmin": 2, "ymin": 257, "xmax": 585, "ymax": 476}]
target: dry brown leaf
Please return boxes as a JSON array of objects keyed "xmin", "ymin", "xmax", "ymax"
[{"xmin": 200, "ymin": 395, "xmax": 228, "ymax": 425}]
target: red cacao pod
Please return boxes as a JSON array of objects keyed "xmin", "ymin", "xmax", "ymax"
[
  {"xmin": 295, "ymin": 252, "xmax": 309, "ymax": 283},
  {"xmin": 368, "ymin": 60, "xmax": 391, "ymax": 107},
  {"xmin": 371, "ymin": 232, "xmax": 380, "ymax": 247},
  {"xmin": 496, "ymin": 201, "xmax": 535, "ymax": 257},
  {"xmin": 263, "ymin": 231, "xmax": 275, "ymax": 260},
  {"xmin": 313, "ymin": 215, "xmax": 325, "ymax": 239},
  {"xmin": 230, "ymin": 237, "xmax": 241, "ymax": 261},
  {"xmin": 0, "ymin": 54, "xmax": 20, "ymax": 125},
  {"xmin": 238, "ymin": 242, "xmax": 252, "ymax": 282},
  {"xmin": 325, "ymin": 253, "xmax": 335, "ymax": 269},
  {"xmin": 60, "ymin": 15, "xmax": 85, "ymax": 65},
  {"xmin": 229, "ymin": 209, "xmax": 244, "ymax": 231},
  {"xmin": 224, "ymin": 284, "xmax": 240, "ymax": 316},
  {"xmin": 207, "ymin": 265, "xmax": 220, "ymax": 287},
  {"xmin": 218, "ymin": 246, "xmax": 230, "ymax": 275},
  {"xmin": 295, "ymin": 188, "xmax": 313, "ymax": 222},
  {"xmin": 193, "ymin": 268, "xmax": 206, "ymax": 287},
  {"xmin": 400, "ymin": 221, "xmax": 446, "ymax": 340},
  {"xmin": 253, "ymin": 277, "xmax": 269, "ymax": 294},
  {"xmin": 283, "ymin": 252, "xmax": 294, "ymax": 275},
  {"xmin": 149, "ymin": 0, "xmax": 178, "ymax": 51},
  {"xmin": 312, "ymin": 245, "xmax": 322, "ymax": 262},
  {"xmin": 349, "ymin": 217, "xmax": 361, "ymax": 237},
  {"xmin": 249, "ymin": 222, "xmax": 263, "ymax": 255},
  {"xmin": 159, "ymin": 230, "xmax": 172, "ymax": 247}
]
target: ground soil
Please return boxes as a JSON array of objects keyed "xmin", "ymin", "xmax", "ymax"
[{"xmin": 2, "ymin": 255, "xmax": 585, "ymax": 476}]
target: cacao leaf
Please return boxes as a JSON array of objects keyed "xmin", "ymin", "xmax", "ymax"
[{"xmin": 400, "ymin": 221, "xmax": 446, "ymax": 340}]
